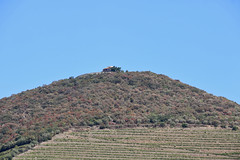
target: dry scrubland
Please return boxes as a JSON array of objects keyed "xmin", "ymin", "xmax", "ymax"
[
  {"xmin": 1, "ymin": 71, "xmax": 240, "ymax": 159},
  {"xmin": 14, "ymin": 127, "xmax": 240, "ymax": 160}
]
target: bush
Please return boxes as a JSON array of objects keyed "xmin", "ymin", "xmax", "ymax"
[
  {"xmin": 182, "ymin": 123, "xmax": 188, "ymax": 128},
  {"xmin": 170, "ymin": 122, "xmax": 176, "ymax": 128},
  {"xmin": 16, "ymin": 137, "xmax": 31, "ymax": 146},
  {"xmin": 0, "ymin": 142, "xmax": 16, "ymax": 152},
  {"xmin": 38, "ymin": 132, "xmax": 52, "ymax": 142},
  {"xmin": 232, "ymin": 126, "xmax": 238, "ymax": 131},
  {"xmin": 99, "ymin": 125, "xmax": 106, "ymax": 129},
  {"xmin": 212, "ymin": 120, "xmax": 220, "ymax": 127},
  {"xmin": 149, "ymin": 114, "xmax": 158, "ymax": 123},
  {"xmin": 159, "ymin": 122, "xmax": 166, "ymax": 128},
  {"xmin": 220, "ymin": 124, "xmax": 226, "ymax": 128}
]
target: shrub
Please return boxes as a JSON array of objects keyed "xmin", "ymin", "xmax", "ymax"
[
  {"xmin": 182, "ymin": 123, "xmax": 188, "ymax": 128},
  {"xmin": 220, "ymin": 124, "xmax": 226, "ymax": 128},
  {"xmin": 187, "ymin": 119, "xmax": 196, "ymax": 124},
  {"xmin": 170, "ymin": 122, "xmax": 176, "ymax": 128},
  {"xmin": 0, "ymin": 142, "xmax": 16, "ymax": 152},
  {"xmin": 159, "ymin": 122, "xmax": 166, "ymax": 128},
  {"xmin": 99, "ymin": 125, "xmax": 105, "ymax": 129},
  {"xmin": 232, "ymin": 126, "xmax": 238, "ymax": 131},
  {"xmin": 149, "ymin": 114, "xmax": 158, "ymax": 123},
  {"xmin": 212, "ymin": 120, "xmax": 220, "ymax": 127}
]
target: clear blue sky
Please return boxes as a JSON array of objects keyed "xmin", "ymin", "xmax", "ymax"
[{"xmin": 1, "ymin": 0, "xmax": 240, "ymax": 104}]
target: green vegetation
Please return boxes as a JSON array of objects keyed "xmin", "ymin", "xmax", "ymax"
[
  {"xmin": 0, "ymin": 71, "xmax": 240, "ymax": 159},
  {"xmin": 14, "ymin": 127, "xmax": 240, "ymax": 160},
  {"xmin": 182, "ymin": 123, "xmax": 188, "ymax": 128},
  {"xmin": 110, "ymin": 66, "xmax": 123, "ymax": 72},
  {"xmin": 232, "ymin": 126, "xmax": 238, "ymax": 131}
]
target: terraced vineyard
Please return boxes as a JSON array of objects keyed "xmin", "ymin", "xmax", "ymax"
[{"xmin": 14, "ymin": 127, "xmax": 240, "ymax": 160}]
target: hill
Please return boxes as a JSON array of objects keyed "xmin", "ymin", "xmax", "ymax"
[{"xmin": 0, "ymin": 71, "xmax": 240, "ymax": 159}]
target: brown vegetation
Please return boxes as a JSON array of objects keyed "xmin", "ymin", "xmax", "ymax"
[{"xmin": 0, "ymin": 71, "xmax": 240, "ymax": 159}]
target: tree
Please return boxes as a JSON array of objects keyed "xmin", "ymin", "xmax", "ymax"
[{"xmin": 110, "ymin": 66, "xmax": 122, "ymax": 72}]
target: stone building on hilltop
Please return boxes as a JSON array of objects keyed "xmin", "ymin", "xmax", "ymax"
[{"xmin": 102, "ymin": 66, "xmax": 114, "ymax": 72}]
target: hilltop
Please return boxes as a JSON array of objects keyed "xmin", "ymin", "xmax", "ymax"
[{"xmin": 0, "ymin": 71, "xmax": 240, "ymax": 159}]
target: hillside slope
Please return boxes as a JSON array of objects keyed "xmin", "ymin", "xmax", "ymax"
[{"xmin": 0, "ymin": 71, "xmax": 240, "ymax": 159}]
